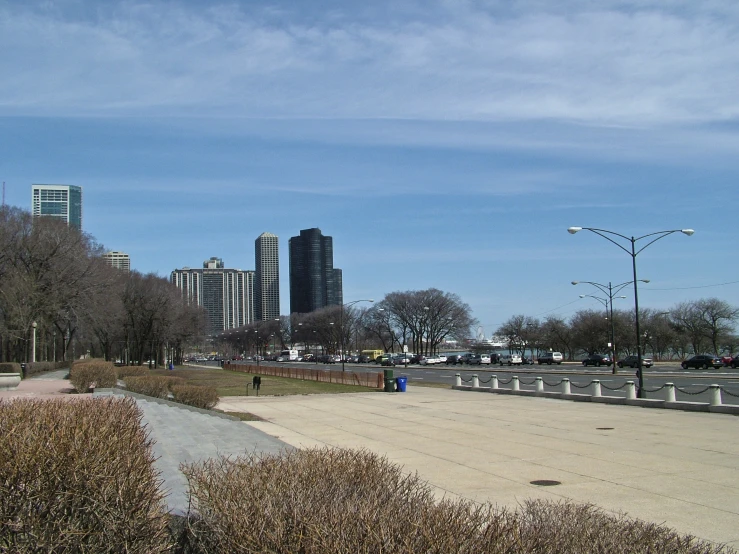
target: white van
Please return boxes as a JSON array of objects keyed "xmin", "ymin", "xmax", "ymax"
[
  {"xmin": 278, "ymin": 349, "xmax": 299, "ymax": 361},
  {"xmin": 499, "ymin": 353, "xmax": 523, "ymax": 366}
]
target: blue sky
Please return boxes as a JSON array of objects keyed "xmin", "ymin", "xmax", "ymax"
[{"xmin": 2, "ymin": 0, "xmax": 738, "ymax": 337}]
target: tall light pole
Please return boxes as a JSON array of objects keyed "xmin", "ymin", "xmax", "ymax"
[
  {"xmin": 568, "ymin": 227, "xmax": 694, "ymax": 397},
  {"xmin": 573, "ymin": 280, "xmax": 643, "ymax": 373},
  {"xmin": 31, "ymin": 321, "xmax": 37, "ymax": 363},
  {"xmin": 339, "ymin": 299, "xmax": 374, "ymax": 371}
]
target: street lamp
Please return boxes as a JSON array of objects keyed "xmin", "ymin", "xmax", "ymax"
[
  {"xmin": 573, "ymin": 279, "xmax": 645, "ymax": 373},
  {"xmin": 568, "ymin": 227, "xmax": 694, "ymax": 397},
  {"xmin": 31, "ymin": 322, "xmax": 37, "ymax": 364},
  {"xmin": 339, "ymin": 299, "xmax": 374, "ymax": 371}
]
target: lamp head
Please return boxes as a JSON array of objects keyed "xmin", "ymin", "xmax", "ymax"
[
  {"xmin": 579, "ymin": 295, "xmax": 586, "ymax": 298},
  {"xmin": 681, "ymin": 229, "xmax": 695, "ymax": 236},
  {"xmin": 568, "ymin": 227, "xmax": 582, "ymax": 234},
  {"xmin": 641, "ymin": 279, "xmax": 650, "ymax": 283},
  {"xmin": 571, "ymin": 281, "xmax": 579, "ymax": 285}
]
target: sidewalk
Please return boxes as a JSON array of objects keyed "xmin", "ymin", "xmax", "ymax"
[{"xmin": 218, "ymin": 386, "xmax": 739, "ymax": 548}]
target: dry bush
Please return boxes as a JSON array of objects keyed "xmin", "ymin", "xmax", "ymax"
[
  {"xmin": 171, "ymin": 385, "xmax": 219, "ymax": 410},
  {"xmin": 181, "ymin": 447, "xmax": 518, "ymax": 553},
  {"xmin": 0, "ymin": 363, "xmax": 22, "ymax": 374},
  {"xmin": 124, "ymin": 375, "xmax": 184, "ymax": 398},
  {"xmin": 24, "ymin": 360, "xmax": 68, "ymax": 377},
  {"xmin": 117, "ymin": 365, "xmax": 150, "ymax": 379},
  {"xmin": 0, "ymin": 397, "xmax": 171, "ymax": 553},
  {"xmin": 180, "ymin": 447, "xmax": 735, "ymax": 554},
  {"xmin": 514, "ymin": 499, "xmax": 731, "ymax": 554},
  {"xmin": 69, "ymin": 359, "xmax": 117, "ymax": 393}
]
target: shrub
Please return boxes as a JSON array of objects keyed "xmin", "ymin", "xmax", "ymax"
[
  {"xmin": 69, "ymin": 359, "xmax": 117, "ymax": 393},
  {"xmin": 23, "ymin": 361, "xmax": 69, "ymax": 377},
  {"xmin": 0, "ymin": 397, "xmax": 171, "ymax": 552},
  {"xmin": 171, "ymin": 385, "xmax": 219, "ymax": 410},
  {"xmin": 123, "ymin": 375, "xmax": 184, "ymax": 398},
  {"xmin": 181, "ymin": 447, "xmax": 735, "ymax": 554},
  {"xmin": 116, "ymin": 365, "xmax": 150, "ymax": 379},
  {"xmin": 0, "ymin": 363, "xmax": 22, "ymax": 374}
]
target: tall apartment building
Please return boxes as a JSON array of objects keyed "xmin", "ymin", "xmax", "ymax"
[
  {"xmin": 170, "ymin": 257, "xmax": 255, "ymax": 336},
  {"xmin": 102, "ymin": 251, "xmax": 130, "ymax": 272},
  {"xmin": 31, "ymin": 184, "xmax": 83, "ymax": 230},
  {"xmin": 255, "ymin": 232, "xmax": 280, "ymax": 321},
  {"xmin": 289, "ymin": 228, "xmax": 343, "ymax": 314}
]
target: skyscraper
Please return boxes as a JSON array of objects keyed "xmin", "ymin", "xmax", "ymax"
[
  {"xmin": 31, "ymin": 184, "xmax": 83, "ymax": 230},
  {"xmin": 102, "ymin": 251, "xmax": 131, "ymax": 272},
  {"xmin": 289, "ymin": 228, "xmax": 343, "ymax": 314},
  {"xmin": 171, "ymin": 257, "xmax": 255, "ymax": 336},
  {"xmin": 255, "ymin": 232, "xmax": 280, "ymax": 321}
]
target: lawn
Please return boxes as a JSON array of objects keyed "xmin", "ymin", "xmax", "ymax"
[{"xmin": 149, "ymin": 367, "xmax": 379, "ymax": 397}]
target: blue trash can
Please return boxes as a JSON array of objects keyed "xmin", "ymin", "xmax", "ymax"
[
  {"xmin": 396, "ymin": 376, "xmax": 407, "ymax": 392},
  {"xmin": 168, "ymin": 362, "xmax": 174, "ymax": 370}
]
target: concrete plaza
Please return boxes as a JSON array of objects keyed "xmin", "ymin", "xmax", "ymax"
[{"xmin": 218, "ymin": 386, "xmax": 739, "ymax": 548}]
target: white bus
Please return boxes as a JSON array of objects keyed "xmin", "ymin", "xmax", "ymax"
[{"xmin": 278, "ymin": 349, "xmax": 299, "ymax": 361}]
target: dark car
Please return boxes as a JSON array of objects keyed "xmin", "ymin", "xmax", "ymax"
[
  {"xmin": 445, "ymin": 354, "xmax": 466, "ymax": 365},
  {"xmin": 617, "ymin": 355, "xmax": 653, "ymax": 369},
  {"xmin": 582, "ymin": 354, "xmax": 612, "ymax": 367},
  {"xmin": 731, "ymin": 355, "xmax": 739, "ymax": 369},
  {"xmin": 357, "ymin": 355, "xmax": 373, "ymax": 363},
  {"xmin": 681, "ymin": 355, "xmax": 723, "ymax": 370}
]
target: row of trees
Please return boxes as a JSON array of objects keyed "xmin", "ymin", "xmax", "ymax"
[
  {"xmin": 0, "ymin": 206, "xmax": 207, "ymax": 365},
  {"xmin": 220, "ymin": 289, "xmax": 476, "ymax": 357},
  {"xmin": 495, "ymin": 298, "xmax": 739, "ymax": 361}
]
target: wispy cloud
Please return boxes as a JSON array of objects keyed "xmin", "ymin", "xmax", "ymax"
[{"xmin": 2, "ymin": 1, "xmax": 738, "ymax": 126}]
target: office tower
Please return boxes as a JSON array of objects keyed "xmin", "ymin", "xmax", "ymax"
[
  {"xmin": 255, "ymin": 233, "xmax": 280, "ymax": 321},
  {"xmin": 102, "ymin": 251, "xmax": 131, "ymax": 272},
  {"xmin": 31, "ymin": 184, "xmax": 83, "ymax": 230},
  {"xmin": 171, "ymin": 259, "xmax": 255, "ymax": 336},
  {"xmin": 289, "ymin": 228, "xmax": 343, "ymax": 314}
]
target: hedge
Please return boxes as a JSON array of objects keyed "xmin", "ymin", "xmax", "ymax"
[
  {"xmin": 69, "ymin": 359, "xmax": 117, "ymax": 393},
  {"xmin": 0, "ymin": 397, "xmax": 171, "ymax": 552}
]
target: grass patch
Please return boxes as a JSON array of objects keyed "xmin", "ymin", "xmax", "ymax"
[
  {"xmin": 216, "ymin": 410, "xmax": 264, "ymax": 421},
  {"xmin": 150, "ymin": 367, "xmax": 377, "ymax": 397}
]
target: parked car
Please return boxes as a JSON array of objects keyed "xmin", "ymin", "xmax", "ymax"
[
  {"xmin": 445, "ymin": 354, "xmax": 464, "ymax": 365},
  {"xmin": 521, "ymin": 356, "xmax": 533, "ymax": 365},
  {"xmin": 681, "ymin": 355, "xmax": 723, "ymax": 370},
  {"xmin": 419, "ymin": 355, "xmax": 442, "ymax": 365},
  {"xmin": 468, "ymin": 354, "xmax": 491, "ymax": 365},
  {"xmin": 582, "ymin": 354, "xmax": 612, "ymax": 367},
  {"xmin": 301, "ymin": 354, "xmax": 315, "ymax": 362},
  {"xmin": 457, "ymin": 354, "xmax": 472, "ymax": 365},
  {"xmin": 499, "ymin": 353, "xmax": 523, "ymax": 365},
  {"xmin": 617, "ymin": 355, "xmax": 653, "ymax": 369},
  {"xmin": 720, "ymin": 355, "xmax": 734, "ymax": 366},
  {"xmin": 437, "ymin": 354, "xmax": 447, "ymax": 363},
  {"xmin": 357, "ymin": 355, "xmax": 373, "ymax": 363},
  {"xmin": 538, "ymin": 352, "xmax": 563, "ymax": 365},
  {"xmin": 393, "ymin": 355, "xmax": 411, "ymax": 365}
]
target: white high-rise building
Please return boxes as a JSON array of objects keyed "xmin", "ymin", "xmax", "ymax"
[
  {"xmin": 255, "ymin": 232, "xmax": 280, "ymax": 321},
  {"xmin": 31, "ymin": 184, "xmax": 83, "ymax": 230},
  {"xmin": 170, "ymin": 258, "xmax": 255, "ymax": 336},
  {"xmin": 102, "ymin": 251, "xmax": 130, "ymax": 272}
]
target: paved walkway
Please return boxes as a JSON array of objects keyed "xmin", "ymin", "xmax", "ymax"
[
  {"xmin": 1, "ymin": 371, "xmax": 290, "ymax": 514},
  {"xmin": 218, "ymin": 387, "xmax": 739, "ymax": 548}
]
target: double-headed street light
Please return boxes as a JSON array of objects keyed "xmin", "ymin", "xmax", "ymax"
[
  {"xmin": 573, "ymin": 280, "xmax": 645, "ymax": 373},
  {"xmin": 340, "ymin": 299, "xmax": 374, "ymax": 371},
  {"xmin": 568, "ymin": 227, "xmax": 694, "ymax": 397}
]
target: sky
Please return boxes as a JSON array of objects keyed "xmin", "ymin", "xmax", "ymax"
[{"xmin": 2, "ymin": 0, "xmax": 738, "ymax": 338}]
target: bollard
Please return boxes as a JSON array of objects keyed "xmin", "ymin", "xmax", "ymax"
[
  {"xmin": 472, "ymin": 374, "xmax": 480, "ymax": 388},
  {"xmin": 455, "ymin": 373, "xmax": 462, "ymax": 387},
  {"xmin": 626, "ymin": 381, "xmax": 636, "ymax": 400},
  {"xmin": 535, "ymin": 376, "xmax": 544, "ymax": 393},
  {"xmin": 709, "ymin": 384, "xmax": 722, "ymax": 407},
  {"xmin": 665, "ymin": 383, "xmax": 676, "ymax": 403},
  {"xmin": 591, "ymin": 380, "xmax": 601, "ymax": 397},
  {"xmin": 561, "ymin": 378, "xmax": 571, "ymax": 395},
  {"xmin": 491, "ymin": 375, "xmax": 498, "ymax": 389},
  {"xmin": 512, "ymin": 376, "xmax": 520, "ymax": 391}
]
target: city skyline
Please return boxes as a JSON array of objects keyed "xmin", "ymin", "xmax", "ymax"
[{"xmin": 3, "ymin": 1, "xmax": 738, "ymax": 334}]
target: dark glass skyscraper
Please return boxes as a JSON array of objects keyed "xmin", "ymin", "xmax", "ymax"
[{"xmin": 289, "ymin": 228, "xmax": 343, "ymax": 314}]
